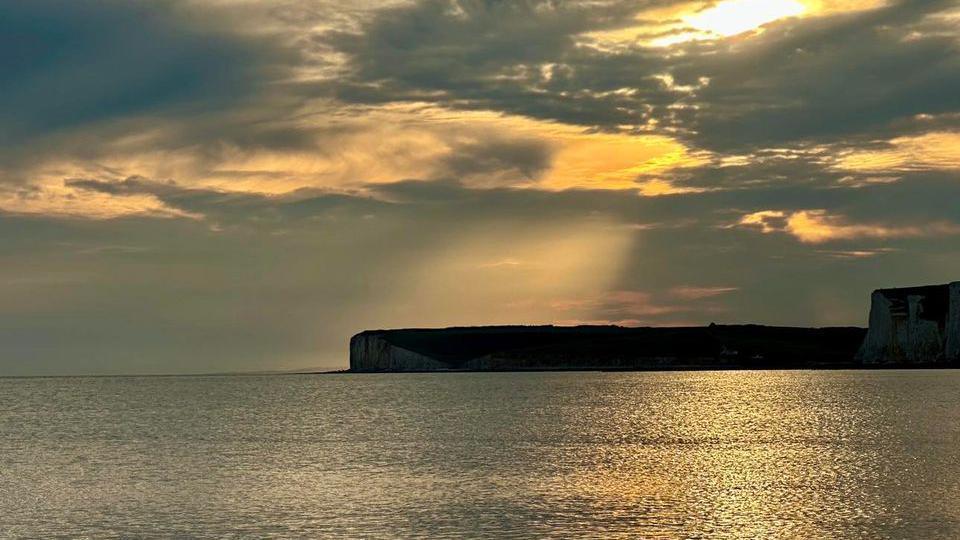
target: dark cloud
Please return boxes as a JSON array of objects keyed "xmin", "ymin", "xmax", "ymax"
[
  {"xmin": 65, "ymin": 176, "xmax": 386, "ymax": 226},
  {"xmin": 442, "ymin": 137, "xmax": 553, "ymax": 182},
  {"xmin": 0, "ymin": 0, "xmax": 305, "ymax": 176},
  {"xmin": 326, "ymin": 0, "xmax": 674, "ymax": 125},
  {"xmin": 679, "ymin": 0, "xmax": 960, "ymax": 149},
  {"xmin": 326, "ymin": 0, "xmax": 960, "ymax": 151},
  {"xmin": 0, "ymin": 2, "xmax": 275, "ymax": 144},
  {"xmin": 330, "ymin": 0, "xmax": 640, "ymax": 89},
  {"xmin": 65, "ymin": 167, "xmax": 960, "ymax": 236}
]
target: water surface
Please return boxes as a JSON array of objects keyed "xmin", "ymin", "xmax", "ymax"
[{"xmin": 2, "ymin": 370, "xmax": 959, "ymax": 538}]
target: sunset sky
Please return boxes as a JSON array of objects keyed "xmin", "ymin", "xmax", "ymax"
[{"xmin": 2, "ymin": 0, "xmax": 959, "ymax": 374}]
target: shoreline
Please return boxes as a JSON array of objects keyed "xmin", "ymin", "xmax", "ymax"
[
  {"xmin": 6, "ymin": 365, "xmax": 960, "ymax": 379},
  {"xmin": 322, "ymin": 364, "xmax": 960, "ymax": 374}
]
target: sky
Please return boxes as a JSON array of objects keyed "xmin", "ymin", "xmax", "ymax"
[{"xmin": 1, "ymin": 0, "xmax": 959, "ymax": 375}]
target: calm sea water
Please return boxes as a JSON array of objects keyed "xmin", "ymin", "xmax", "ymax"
[{"xmin": 1, "ymin": 370, "xmax": 959, "ymax": 539}]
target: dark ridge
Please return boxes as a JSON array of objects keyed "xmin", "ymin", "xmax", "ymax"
[{"xmin": 350, "ymin": 324, "xmax": 868, "ymax": 372}]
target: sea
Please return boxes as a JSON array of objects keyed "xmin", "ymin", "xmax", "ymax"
[{"xmin": 1, "ymin": 370, "xmax": 959, "ymax": 539}]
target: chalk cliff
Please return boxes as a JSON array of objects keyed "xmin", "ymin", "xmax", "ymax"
[
  {"xmin": 856, "ymin": 282, "xmax": 960, "ymax": 365},
  {"xmin": 350, "ymin": 283, "xmax": 960, "ymax": 372},
  {"xmin": 349, "ymin": 332, "xmax": 448, "ymax": 371},
  {"xmin": 349, "ymin": 325, "xmax": 866, "ymax": 372},
  {"xmin": 947, "ymin": 283, "xmax": 960, "ymax": 362}
]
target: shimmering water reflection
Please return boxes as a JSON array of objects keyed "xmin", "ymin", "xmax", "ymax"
[{"xmin": 1, "ymin": 370, "xmax": 959, "ymax": 538}]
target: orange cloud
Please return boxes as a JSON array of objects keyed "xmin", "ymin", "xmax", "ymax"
[
  {"xmin": 12, "ymin": 102, "xmax": 706, "ymax": 220},
  {"xmin": 670, "ymin": 286, "xmax": 739, "ymax": 300},
  {"xmin": 835, "ymin": 131, "xmax": 960, "ymax": 172},
  {"xmin": 0, "ymin": 181, "xmax": 201, "ymax": 220},
  {"xmin": 738, "ymin": 209, "xmax": 960, "ymax": 243}
]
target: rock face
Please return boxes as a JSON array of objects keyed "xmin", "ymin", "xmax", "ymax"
[
  {"xmin": 349, "ymin": 333, "xmax": 448, "ymax": 371},
  {"xmin": 856, "ymin": 282, "xmax": 960, "ymax": 365},
  {"xmin": 349, "ymin": 325, "xmax": 867, "ymax": 372},
  {"xmin": 947, "ymin": 283, "xmax": 960, "ymax": 362}
]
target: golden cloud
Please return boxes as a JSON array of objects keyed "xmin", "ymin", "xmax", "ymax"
[
  {"xmin": 11, "ymin": 102, "xmax": 707, "ymax": 219},
  {"xmin": 835, "ymin": 131, "xmax": 960, "ymax": 172},
  {"xmin": 738, "ymin": 209, "xmax": 960, "ymax": 243}
]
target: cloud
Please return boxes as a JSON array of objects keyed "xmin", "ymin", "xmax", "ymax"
[
  {"xmin": 548, "ymin": 286, "xmax": 736, "ymax": 326},
  {"xmin": 63, "ymin": 176, "xmax": 386, "ymax": 225},
  {"xmin": 678, "ymin": 0, "xmax": 960, "ymax": 150},
  {"xmin": 670, "ymin": 286, "xmax": 739, "ymax": 300},
  {"xmin": 442, "ymin": 136, "xmax": 552, "ymax": 182},
  {"xmin": 0, "ymin": 1, "xmax": 288, "ymax": 152},
  {"xmin": 7, "ymin": 0, "xmax": 956, "ymax": 200},
  {"xmin": 816, "ymin": 248, "xmax": 898, "ymax": 259},
  {"xmin": 737, "ymin": 208, "xmax": 960, "ymax": 243},
  {"xmin": 324, "ymin": 0, "xmax": 677, "ymax": 128},
  {"xmin": 323, "ymin": 0, "xmax": 960, "ymax": 154},
  {"xmin": 835, "ymin": 131, "xmax": 960, "ymax": 172},
  {"xmin": 551, "ymin": 290, "xmax": 678, "ymax": 317}
]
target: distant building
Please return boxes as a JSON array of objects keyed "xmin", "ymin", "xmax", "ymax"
[{"xmin": 857, "ymin": 282, "xmax": 960, "ymax": 364}]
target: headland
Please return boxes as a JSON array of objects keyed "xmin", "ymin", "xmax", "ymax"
[{"xmin": 349, "ymin": 282, "xmax": 960, "ymax": 372}]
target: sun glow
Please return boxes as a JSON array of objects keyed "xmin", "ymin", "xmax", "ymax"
[
  {"xmin": 686, "ymin": 0, "xmax": 807, "ymax": 37},
  {"xmin": 594, "ymin": 0, "xmax": 884, "ymax": 48}
]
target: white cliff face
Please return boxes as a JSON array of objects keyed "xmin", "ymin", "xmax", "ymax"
[
  {"xmin": 349, "ymin": 333, "xmax": 449, "ymax": 372},
  {"xmin": 947, "ymin": 282, "xmax": 960, "ymax": 362},
  {"xmin": 857, "ymin": 284, "xmax": 958, "ymax": 364},
  {"xmin": 906, "ymin": 295, "xmax": 944, "ymax": 362},
  {"xmin": 857, "ymin": 291, "xmax": 895, "ymax": 364}
]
